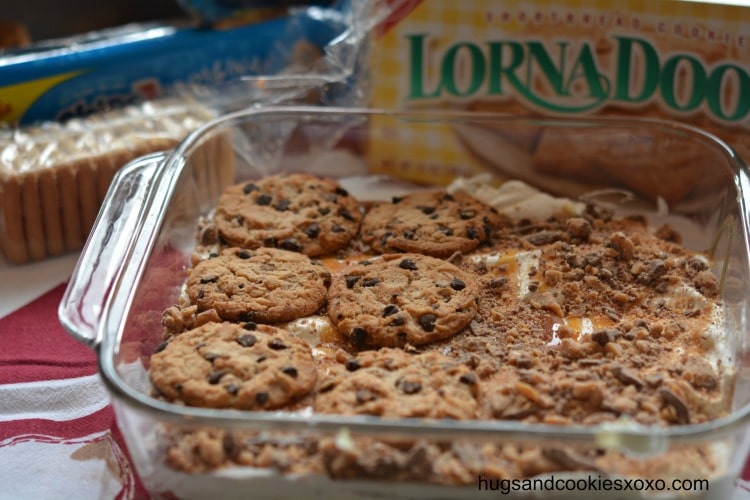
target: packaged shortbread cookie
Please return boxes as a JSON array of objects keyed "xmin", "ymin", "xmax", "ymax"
[
  {"xmin": 367, "ymin": 0, "xmax": 750, "ymax": 204},
  {"xmin": 0, "ymin": 2, "xmax": 376, "ymax": 265}
]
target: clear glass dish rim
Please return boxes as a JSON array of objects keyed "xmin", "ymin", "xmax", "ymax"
[{"xmin": 94, "ymin": 106, "xmax": 750, "ymax": 447}]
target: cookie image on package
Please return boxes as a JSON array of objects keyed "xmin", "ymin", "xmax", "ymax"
[
  {"xmin": 150, "ymin": 322, "xmax": 317, "ymax": 410},
  {"xmin": 361, "ymin": 190, "xmax": 499, "ymax": 258},
  {"xmin": 327, "ymin": 254, "xmax": 479, "ymax": 348},
  {"xmin": 185, "ymin": 247, "xmax": 330, "ymax": 323},
  {"xmin": 214, "ymin": 173, "xmax": 362, "ymax": 257},
  {"xmin": 315, "ymin": 348, "xmax": 480, "ymax": 419}
]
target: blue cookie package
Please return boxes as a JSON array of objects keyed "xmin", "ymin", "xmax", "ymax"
[
  {"xmin": 0, "ymin": 4, "xmax": 346, "ymax": 126},
  {"xmin": 178, "ymin": 0, "xmax": 333, "ymax": 25}
]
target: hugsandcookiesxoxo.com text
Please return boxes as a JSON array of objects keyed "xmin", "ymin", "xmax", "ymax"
[{"xmin": 477, "ymin": 475, "xmax": 709, "ymax": 495}]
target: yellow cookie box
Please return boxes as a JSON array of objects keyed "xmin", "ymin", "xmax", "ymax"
[{"xmin": 367, "ymin": 0, "xmax": 750, "ymax": 187}]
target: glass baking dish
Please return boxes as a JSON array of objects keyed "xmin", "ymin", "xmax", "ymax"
[{"xmin": 60, "ymin": 107, "xmax": 750, "ymax": 499}]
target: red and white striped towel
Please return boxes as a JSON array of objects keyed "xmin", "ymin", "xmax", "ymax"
[{"xmin": 0, "ymin": 283, "xmax": 147, "ymax": 499}]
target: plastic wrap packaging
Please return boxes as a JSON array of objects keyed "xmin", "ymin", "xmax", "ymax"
[
  {"xmin": 0, "ymin": 98, "xmax": 218, "ymax": 264},
  {"xmin": 0, "ymin": 1, "xmax": 380, "ymax": 265}
]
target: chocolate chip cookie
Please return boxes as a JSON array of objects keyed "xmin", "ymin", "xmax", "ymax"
[
  {"xmin": 150, "ymin": 322, "xmax": 317, "ymax": 410},
  {"xmin": 361, "ymin": 190, "xmax": 499, "ymax": 258},
  {"xmin": 327, "ymin": 254, "xmax": 479, "ymax": 347},
  {"xmin": 315, "ymin": 348, "xmax": 480, "ymax": 419},
  {"xmin": 214, "ymin": 173, "xmax": 362, "ymax": 257},
  {"xmin": 185, "ymin": 247, "xmax": 330, "ymax": 323}
]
